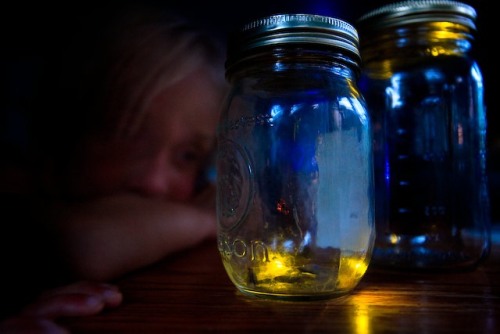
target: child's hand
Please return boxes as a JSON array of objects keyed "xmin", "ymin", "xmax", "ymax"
[{"xmin": 0, "ymin": 281, "xmax": 122, "ymax": 333}]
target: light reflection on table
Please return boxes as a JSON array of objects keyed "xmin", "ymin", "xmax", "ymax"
[{"xmin": 62, "ymin": 228, "xmax": 500, "ymax": 333}]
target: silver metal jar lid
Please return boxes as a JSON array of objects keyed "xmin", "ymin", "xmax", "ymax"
[
  {"xmin": 226, "ymin": 13, "xmax": 360, "ymax": 72},
  {"xmin": 357, "ymin": 0, "xmax": 476, "ymax": 31}
]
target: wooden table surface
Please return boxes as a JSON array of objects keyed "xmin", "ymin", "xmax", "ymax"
[{"xmin": 63, "ymin": 231, "xmax": 500, "ymax": 333}]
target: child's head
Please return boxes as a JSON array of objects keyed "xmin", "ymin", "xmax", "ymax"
[{"xmin": 40, "ymin": 5, "xmax": 228, "ymax": 201}]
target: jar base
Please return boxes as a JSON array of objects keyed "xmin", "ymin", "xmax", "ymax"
[
  {"xmin": 235, "ymin": 286, "xmax": 352, "ymax": 301},
  {"xmin": 371, "ymin": 247, "xmax": 487, "ymax": 272}
]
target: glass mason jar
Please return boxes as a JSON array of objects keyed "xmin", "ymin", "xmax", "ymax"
[
  {"xmin": 216, "ymin": 14, "xmax": 375, "ymax": 300},
  {"xmin": 356, "ymin": 0, "xmax": 491, "ymax": 271}
]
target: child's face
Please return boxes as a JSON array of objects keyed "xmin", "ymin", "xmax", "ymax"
[{"xmin": 71, "ymin": 66, "xmax": 224, "ymax": 201}]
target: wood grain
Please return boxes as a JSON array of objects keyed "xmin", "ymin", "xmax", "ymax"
[{"xmin": 62, "ymin": 232, "xmax": 500, "ymax": 333}]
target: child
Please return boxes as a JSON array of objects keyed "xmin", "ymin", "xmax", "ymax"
[{"xmin": 0, "ymin": 3, "xmax": 227, "ymax": 331}]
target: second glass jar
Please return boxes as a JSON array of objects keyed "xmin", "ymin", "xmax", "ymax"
[{"xmin": 356, "ymin": 0, "xmax": 491, "ymax": 271}]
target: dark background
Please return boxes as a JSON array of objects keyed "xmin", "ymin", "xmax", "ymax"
[{"xmin": 1, "ymin": 0, "xmax": 496, "ymax": 222}]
